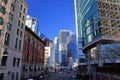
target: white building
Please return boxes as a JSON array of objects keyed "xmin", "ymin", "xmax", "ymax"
[
  {"xmin": 44, "ymin": 41, "xmax": 55, "ymax": 71},
  {"xmin": 25, "ymin": 15, "xmax": 38, "ymax": 34},
  {"xmin": 0, "ymin": 0, "xmax": 27, "ymax": 80}
]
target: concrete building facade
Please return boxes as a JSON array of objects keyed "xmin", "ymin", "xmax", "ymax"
[
  {"xmin": 21, "ymin": 26, "xmax": 45, "ymax": 79},
  {"xmin": 0, "ymin": 0, "xmax": 27, "ymax": 80}
]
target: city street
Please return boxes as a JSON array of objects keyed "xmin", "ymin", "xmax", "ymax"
[{"xmin": 42, "ymin": 70, "xmax": 76, "ymax": 80}]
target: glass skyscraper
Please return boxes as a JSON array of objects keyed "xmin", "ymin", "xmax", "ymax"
[
  {"xmin": 75, "ymin": 0, "xmax": 120, "ymax": 66},
  {"xmin": 59, "ymin": 30, "xmax": 72, "ymax": 66}
]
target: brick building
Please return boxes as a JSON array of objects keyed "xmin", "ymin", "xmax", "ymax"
[{"xmin": 21, "ymin": 26, "xmax": 45, "ymax": 79}]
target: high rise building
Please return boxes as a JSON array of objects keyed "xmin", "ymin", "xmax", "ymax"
[
  {"xmin": 67, "ymin": 35, "xmax": 78, "ymax": 68},
  {"xmin": 74, "ymin": 0, "xmax": 120, "ymax": 66},
  {"xmin": 67, "ymin": 35, "xmax": 78, "ymax": 62},
  {"xmin": 0, "ymin": 0, "xmax": 27, "ymax": 80},
  {"xmin": 59, "ymin": 30, "xmax": 72, "ymax": 66},
  {"xmin": 74, "ymin": 0, "xmax": 85, "ymax": 59},
  {"xmin": 54, "ymin": 37, "xmax": 60, "ymax": 69},
  {"xmin": 54, "ymin": 37, "xmax": 59, "ymax": 63},
  {"xmin": 25, "ymin": 15, "xmax": 38, "ymax": 34}
]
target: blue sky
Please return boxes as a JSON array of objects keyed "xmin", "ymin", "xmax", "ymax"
[{"xmin": 26, "ymin": 0, "xmax": 76, "ymax": 40}]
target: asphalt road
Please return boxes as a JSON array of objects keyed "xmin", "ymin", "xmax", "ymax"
[{"xmin": 43, "ymin": 70, "xmax": 76, "ymax": 80}]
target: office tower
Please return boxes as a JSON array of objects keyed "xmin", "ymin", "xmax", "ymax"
[
  {"xmin": 25, "ymin": 15, "xmax": 38, "ymax": 34},
  {"xmin": 59, "ymin": 30, "xmax": 72, "ymax": 67},
  {"xmin": 67, "ymin": 35, "xmax": 78, "ymax": 67},
  {"xmin": 74, "ymin": 0, "xmax": 85, "ymax": 60},
  {"xmin": 21, "ymin": 26, "xmax": 45, "ymax": 79},
  {"xmin": 74, "ymin": 0, "xmax": 120, "ymax": 66},
  {"xmin": 54, "ymin": 37, "xmax": 59, "ymax": 63},
  {"xmin": 54, "ymin": 37, "xmax": 60, "ymax": 69},
  {"xmin": 0, "ymin": 0, "xmax": 27, "ymax": 80}
]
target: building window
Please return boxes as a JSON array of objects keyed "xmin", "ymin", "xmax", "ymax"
[
  {"xmin": 26, "ymin": 54, "xmax": 29, "ymax": 61},
  {"xmin": 11, "ymin": 72, "xmax": 14, "ymax": 80},
  {"xmin": 17, "ymin": 29, "xmax": 19, "ymax": 36},
  {"xmin": 13, "ymin": 0, "xmax": 16, "ymax": 3},
  {"xmin": 7, "ymin": 23, "xmax": 12, "ymax": 30},
  {"xmin": 15, "ymin": 38, "xmax": 18, "ymax": 49},
  {"xmin": 22, "ymin": 16, "xmax": 24, "ymax": 20},
  {"xmin": 0, "ymin": 6, "xmax": 5, "ymax": 14},
  {"xmin": 3, "ymin": 0, "xmax": 8, "ymax": 4},
  {"xmin": 1, "ymin": 56, "xmax": 7, "ymax": 66},
  {"xmin": 21, "ymin": 23, "xmax": 23, "ymax": 29},
  {"xmin": 0, "ymin": 17, "xmax": 3, "ymax": 25},
  {"xmin": 19, "ymin": 12, "xmax": 21, "ymax": 18},
  {"xmin": 13, "ymin": 57, "xmax": 16, "ymax": 67},
  {"xmin": 24, "ymin": 45, "xmax": 27, "ymax": 50},
  {"xmin": 20, "ymin": 5, "xmax": 23, "ymax": 10},
  {"xmin": 4, "ymin": 33, "xmax": 10, "ymax": 45},
  {"xmin": 30, "ymin": 39, "xmax": 34, "ymax": 45},
  {"xmin": 0, "ymin": 30, "xmax": 1, "ymax": 36},
  {"xmin": 0, "ymin": 73, "xmax": 4, "ymax": 80},
  {"xmin": 23, "ymin": 8, "xmax": 26, "ymax": 13},
  {"xmin": 3, "ymin": 48, "xmax": 8, "ymax": 54},
  {"xmin": 19, "ymin": 40, "xmax": 21, "ymax": 51},
  {"xmin": 10, "ymin": 4, "xmax": 15, "ymax": 12},
  {"xmin": 18, "ymin": 20, "xmax": 20, "ymax": 26},
  {"xmin": 20, "ymin": 31, "xmax": 22, "ymax": 37},
  {"xmin": 17, "ymin": 58, "xmax": 20, "ymax": 67},
  {"xmin": 16, "ymin": 72, "xmax": 18, "ymax": 80},
  {"xmin": 9, "ymin": 13, "xmax": 13, "ymax": 21},
  {"xmin": 25, "ymin": 35, "xmax": 29, "ymax": 41}
]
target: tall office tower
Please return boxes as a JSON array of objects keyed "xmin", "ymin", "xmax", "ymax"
[
  {"xmin": 74, "ymin": 0, "xmax": 85, "ymax": 60},
  {"xmin": 67, "ymin": 35, "xmax": 78, "ymax": 68},
  {"xmin": 74, "ymin": 0, "xmax": 120, "ymax": 66},
  {"xmin": 0, "ymin": 0, "xmax": 27, "ymax": 80},
  {"xmin": 54, "ymin": 37, "xmax": 60, "ymax": 68},
  {"xmin": 25, "ymin": 15, "xmax": 38, "ymax": 34},
  {"xmin": 59, "ymin": 30, "xmax": 72, "ymax": 67}
]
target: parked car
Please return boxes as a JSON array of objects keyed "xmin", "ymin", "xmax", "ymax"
[
  {"xmin": 39, "ymin": 72, "xmax": 44, "ymax": 79},
  {"xmin": 27, "ymin": 78, "xmax": 33, "ymax": 80}
]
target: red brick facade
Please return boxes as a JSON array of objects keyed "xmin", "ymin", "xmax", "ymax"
[{"xmin": 21, "ymin": 26, "xmax": 46, "ymax": 79}]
